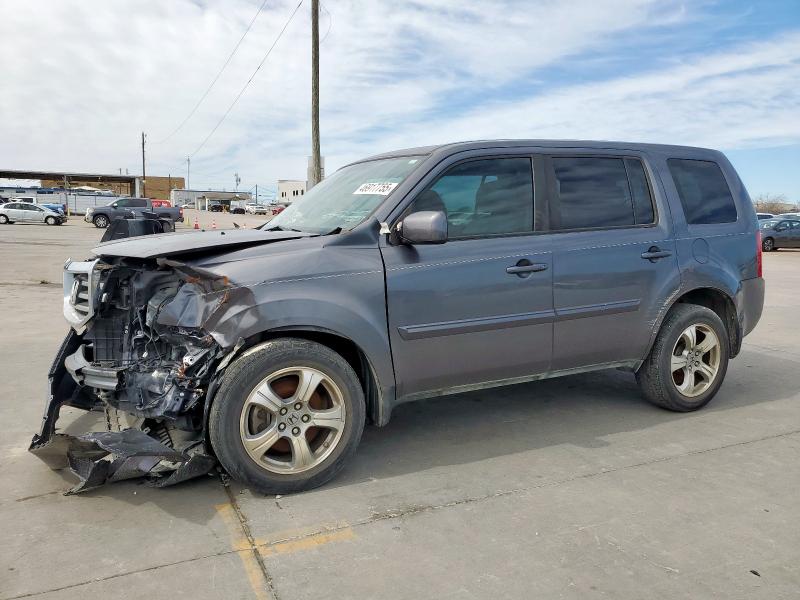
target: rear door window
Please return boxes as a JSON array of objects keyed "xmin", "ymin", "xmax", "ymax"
[
  {"xmin": 667, "ymin": 159, "xmax": 737, "ymax": 224},
  {"xmin": 548, "ymin": 156, "xmax": 655, "ymax": 230}
]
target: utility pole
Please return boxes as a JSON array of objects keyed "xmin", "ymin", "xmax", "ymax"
[
  {"xmin": 255, "ymin": 183, "xmax": 258, "ymax": 205},
  {"xmin": 309, "ymin": 0, "xmax": 321, "ymax": 189},
  {"xmin": 141, "ymin": 132, "xmax": 147, "ymax": 198},
  {"xmin": 186, "ymin": 156, "xmax": 191, "ymax": 189}
]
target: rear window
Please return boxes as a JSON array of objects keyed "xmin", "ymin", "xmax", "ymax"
[
  {"xmin": 549, "ymin": 157, "xmax": 655, "ymax": 230},
  {"xmin": 667, "ymin": 159, "xmax": 737, "ymax": 224}
]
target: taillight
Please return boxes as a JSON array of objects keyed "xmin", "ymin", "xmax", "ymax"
[
  {"xmin": 179, "ymin": 207, "xmax": 184, "ymax": 216},
  {"xmin": 756, "ymin": 230, "xmax": 763, "ymax": 278}
]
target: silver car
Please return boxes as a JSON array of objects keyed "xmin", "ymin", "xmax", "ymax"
[{"xmin": 0, "ymin": 202, "xmax": 65, "ymax": 225}]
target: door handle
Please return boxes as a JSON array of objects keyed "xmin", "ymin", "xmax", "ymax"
[
  {"xmin": 506, "ymin": 261, "xmax": 549, "ymax": 276},
  {"xmin": 641, "ymin": 247, "xmax": 672, "ymax": 261}
]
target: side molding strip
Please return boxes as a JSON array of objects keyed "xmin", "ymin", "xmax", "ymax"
[{"xmin": 397, "ymin": 310, "xmax": 555, "ymax": 340}]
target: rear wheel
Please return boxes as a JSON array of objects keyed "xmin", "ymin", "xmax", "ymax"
[
  {"xmin": 0, "ymin": 214, "xmax": 9, "ymax": 224},
  {"xmin": 762, "ymin": 237, "xmax": 775, "ymax": 252},
  {"xmin": 636, "ymin": 304, "xmax": 729, "ymax": 412},
  {"xmin": 93, "ymin": 214, "xmax": 109, "ymax": 228},
  {"xmin": 209, "ymin": 338, "xmax": 365, "ymax": 494}
]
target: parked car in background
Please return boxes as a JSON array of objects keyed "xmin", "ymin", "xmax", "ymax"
[
  {"xmin": 230, "ymin": 206, "xmax": 246, "ymax": 215},
  {"xmin": 0, "ymin": 201, "xmax": 66, "ymax": 225},
  {"xmin": 271, "ymin": 204, "xmax": 286, "ymax": 215},
  {"xmin": 760, "ymin": 218, "xmax": 800, "ymax": 251},
  {"xmin": 208, "ymin": 203, "xmax": 224, "ymax": 212},
  {"xmin": 756, "ymin": 212, "xmax": 774, "ymax": 220},
  {"xmin": 779, "ymin": 212, "xmax": 800, "ymax": 220},
  {"xmin": 85, "ymin": 197, "xmax": 183, "ymax": 228},
  {"xmin": 245, "ymin": 203, "xmax": 269, "ymax": 215},
  {"xmin": 15, "ymin": 196, "xmax": 66, "ymax": 215},
  {"xmin": 36, "ymin": 139, "xmax": 764, "ymax": 496}
]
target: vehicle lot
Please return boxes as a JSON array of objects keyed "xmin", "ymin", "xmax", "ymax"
[{"xmin": 1, "ymin": 221, "xmax": 798, "ymax": 599}]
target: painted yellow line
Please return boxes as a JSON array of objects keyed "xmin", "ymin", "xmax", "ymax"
[
  {"xmin": 258, "ymin": 528, "xmax": 355, "ymax": 556},
  {"xmin": 215, "ymin": 503, "xmax": 272, "ymax": 600}
]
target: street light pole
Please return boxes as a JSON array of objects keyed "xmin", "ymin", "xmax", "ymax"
[
  {"xmin": 186, "ymin": 156, "xmax": 191, "ymax": 189},
  {"xmin": 309, "ymin": 0, "xmax": 321, "ymax": 189},
  {"xmin": 141, "ymin": 132, "xmax": 147, "ymax": 198}
]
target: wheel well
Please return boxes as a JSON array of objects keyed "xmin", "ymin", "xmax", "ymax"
[
  {"xmin": 674, "ymin": 288, "xmax": 740, "ymax": 357},
  {"xmin": 248, "ymin": 329, "xmax": 381, "ymax": 424}
]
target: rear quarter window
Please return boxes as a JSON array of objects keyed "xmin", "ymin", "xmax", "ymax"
[{"xmin": 667, "ymin": 159, "xmax": 737, "ymax": 225}]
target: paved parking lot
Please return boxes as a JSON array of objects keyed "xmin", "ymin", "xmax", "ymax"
[{"xmin": 1, "ymin": 219, "xmax": 798, "ymax": 599}]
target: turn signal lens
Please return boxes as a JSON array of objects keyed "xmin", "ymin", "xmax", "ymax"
[{"xmin": 756, "ymin": 230, "xmax": 763, "ymax": 278}]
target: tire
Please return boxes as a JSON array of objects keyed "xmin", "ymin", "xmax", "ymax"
[
  {"xmin": 93, "ymin": 214, "xmax": 110, "ymax": 228},
  {"xmin": 45, "ymin": 216, "xmax": 57, "ymax": 225},
  {"xmin": 0, "ymin": 214, "xmax": 8, "ymax": 224},
  {"xmin": 762, "ymin": 237, "xmax": 774, "ymax": 252},
  {"xmin": 209, "ymin": 338, "xmax": 365, "ymax": 494},
  {"xmin": 636, "ymin": 303, "xmax": 729, "ymax": 412}
]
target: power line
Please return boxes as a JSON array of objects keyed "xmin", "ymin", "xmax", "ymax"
[
  {"xmin": 189, "ymin": 0, "xmax": 304, "ymax": 158},
  {"xmin": 155, "ymin": 0, "xmax": 270, "ymax": 144}
]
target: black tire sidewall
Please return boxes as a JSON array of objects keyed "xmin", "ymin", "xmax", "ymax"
[
  {"xmin": 655, "ymin": 306, "xmax": 729, "ymax": 410},
  {"xmin": 94, "ymin": 215, "xmax": 109, "ymax": 228},
  {"xmin": 762, "ymin": 237, "xmax": 774, "ymax": 252},
  {"xmin": 210, "ymin": 339, "xmax": 365, "ymax": 494}
]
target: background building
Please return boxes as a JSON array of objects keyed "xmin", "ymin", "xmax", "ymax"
[
  {"xmin": 170, "ymin": 189, "xmax": 252, "ymax": 210},
  {"xmin": 277, "ymin": 179, "xmax": 306, "ymax": 203},
  {"xmin": 0, "ymin": 169, "xmax": 184, "ymax": 199}
]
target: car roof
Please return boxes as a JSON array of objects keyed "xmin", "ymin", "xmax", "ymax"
[{"xmin": 353, "ymin": 139, "xmax": 721, "ymax": 165}]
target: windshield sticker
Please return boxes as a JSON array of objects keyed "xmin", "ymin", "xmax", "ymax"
[{"xmin": 353, "ymin": 182, "xmax": 398, "ymax": 195}]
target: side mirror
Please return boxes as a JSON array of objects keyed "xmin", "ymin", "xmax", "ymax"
[
  {"xmin": 399, "ymin": 211, "xmax": 448, "ymax": 245},
  {"xmin": 111, "ymin": 203, "xmax": 118, "ymax": 208}
]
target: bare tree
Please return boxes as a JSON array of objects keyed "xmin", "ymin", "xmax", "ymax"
[{"xmin": 753, "ymin": 193, "xmax": 796, "ymax": 214}]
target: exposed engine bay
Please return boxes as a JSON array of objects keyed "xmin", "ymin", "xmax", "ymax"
[{"xmin": 30, "ymin": 256, "xmax": 244, "ymax": 493}]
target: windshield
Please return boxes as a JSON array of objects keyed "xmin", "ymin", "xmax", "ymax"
[{"xmin": 268, "ymin": 156, "xmax": 423, "ymax": 234}]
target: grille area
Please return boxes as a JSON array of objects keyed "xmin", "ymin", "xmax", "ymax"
[
  {"xmin": 72, "ymin": 274, "xmax": 90, "ymax": 315},
  {"xmin": 63, "ymin": 259, "xmax": 98, "ymax": 332}
]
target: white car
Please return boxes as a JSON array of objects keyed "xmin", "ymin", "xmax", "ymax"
[
  {"xmin": 245, "ymin": 203, "xmax": 268, "ymax": 215},
  {"xmin": 0, "ymin": 201, "xmax": 65, "ymax": 225}
]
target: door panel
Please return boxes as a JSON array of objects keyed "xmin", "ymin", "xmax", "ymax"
[
  {"xmin": 381, "ymin": 154, "xmax": 553, "ymax": 400},
  {"xmin": 382, "ymin": 238, "xmax": 553, "ymax": 398},
  {"xmin": 549, "ymin": 230, "xmax": 678, "ymax": 369},
  {"xmin": 543, "ymin": 153, "xmax": 680, "ymax": 370}
]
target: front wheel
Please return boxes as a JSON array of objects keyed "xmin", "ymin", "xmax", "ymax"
[
  {"xmin": 762, "ymin": 237, "xmax": 775, "ymax": 252},
  {"xmin": 45, "ymin": 216, "xmax": 57, "ymax": 225},
  {"xmin": 636, "ymin": 303, "xmax": 729, "ymax": 412},
  {"xmin": 209, "ymin": 338, "xmax": 365, "ymax": 494},
  {"xmin": 93, "ymin": 214, "xmax": 109, "ymax": 228}
]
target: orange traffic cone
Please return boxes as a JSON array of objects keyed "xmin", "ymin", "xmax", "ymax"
[
  {"xmin": 193, "ymin": 215, "xmax": 199, "ymax": 230},
  {"xmin": 211, "ymin": 219, "xmax": 217, "ymax": 230}
]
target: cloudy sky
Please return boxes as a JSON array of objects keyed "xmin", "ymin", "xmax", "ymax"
[{"xmin": 1, "ymin": 0, "xmax": 799, "ymax": 200}]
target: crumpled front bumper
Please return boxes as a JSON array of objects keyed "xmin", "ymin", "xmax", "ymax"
[{"xmin": 29, "ymin": 330, "xmax": 216, "ymax": 494}]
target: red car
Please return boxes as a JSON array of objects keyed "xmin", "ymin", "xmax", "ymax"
[{"xmin": 271, "ymin": 204, "xmax": 286, "ymax": 215}]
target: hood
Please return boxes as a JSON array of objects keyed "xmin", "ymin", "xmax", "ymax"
[{"xmin": 93, "ymin": 228, "xmax": 312, "ymax": 259}]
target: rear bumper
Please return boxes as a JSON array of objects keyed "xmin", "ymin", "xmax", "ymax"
[{"xmin": 738, "ymin": 276, "xmax": 765, "ymax": 338}]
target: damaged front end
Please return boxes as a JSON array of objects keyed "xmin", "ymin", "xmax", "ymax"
[{"xmin": 30, "ymin": 256, "xmax": 242, "ymax": 493}]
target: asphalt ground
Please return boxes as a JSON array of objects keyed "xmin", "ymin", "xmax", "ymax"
[{"xmin": 1, "ymin": 217, "xmax": 798, "ymax": 599}]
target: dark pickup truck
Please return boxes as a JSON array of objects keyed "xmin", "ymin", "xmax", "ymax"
[{"xmin": 85, "ymin": 197, "xmax": 183, "ymax": 228}]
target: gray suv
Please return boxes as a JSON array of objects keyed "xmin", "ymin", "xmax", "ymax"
[{"xmin": 31, "ymin": 140, "xmax": 764, "ymax": 495}]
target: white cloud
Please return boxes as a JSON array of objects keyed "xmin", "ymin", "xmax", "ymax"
[{"xmin": 0, "ymin": 0, "xmax": 797, "ymax": 191}]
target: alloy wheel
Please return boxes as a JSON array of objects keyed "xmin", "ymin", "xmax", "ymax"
[
  {"xmin": 239, "ymin": 366, "xmax": 346, "ymax": 474},
  {"xmin": 670, "ymin": 323, "xmax": 721, "ymax": 397}
]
